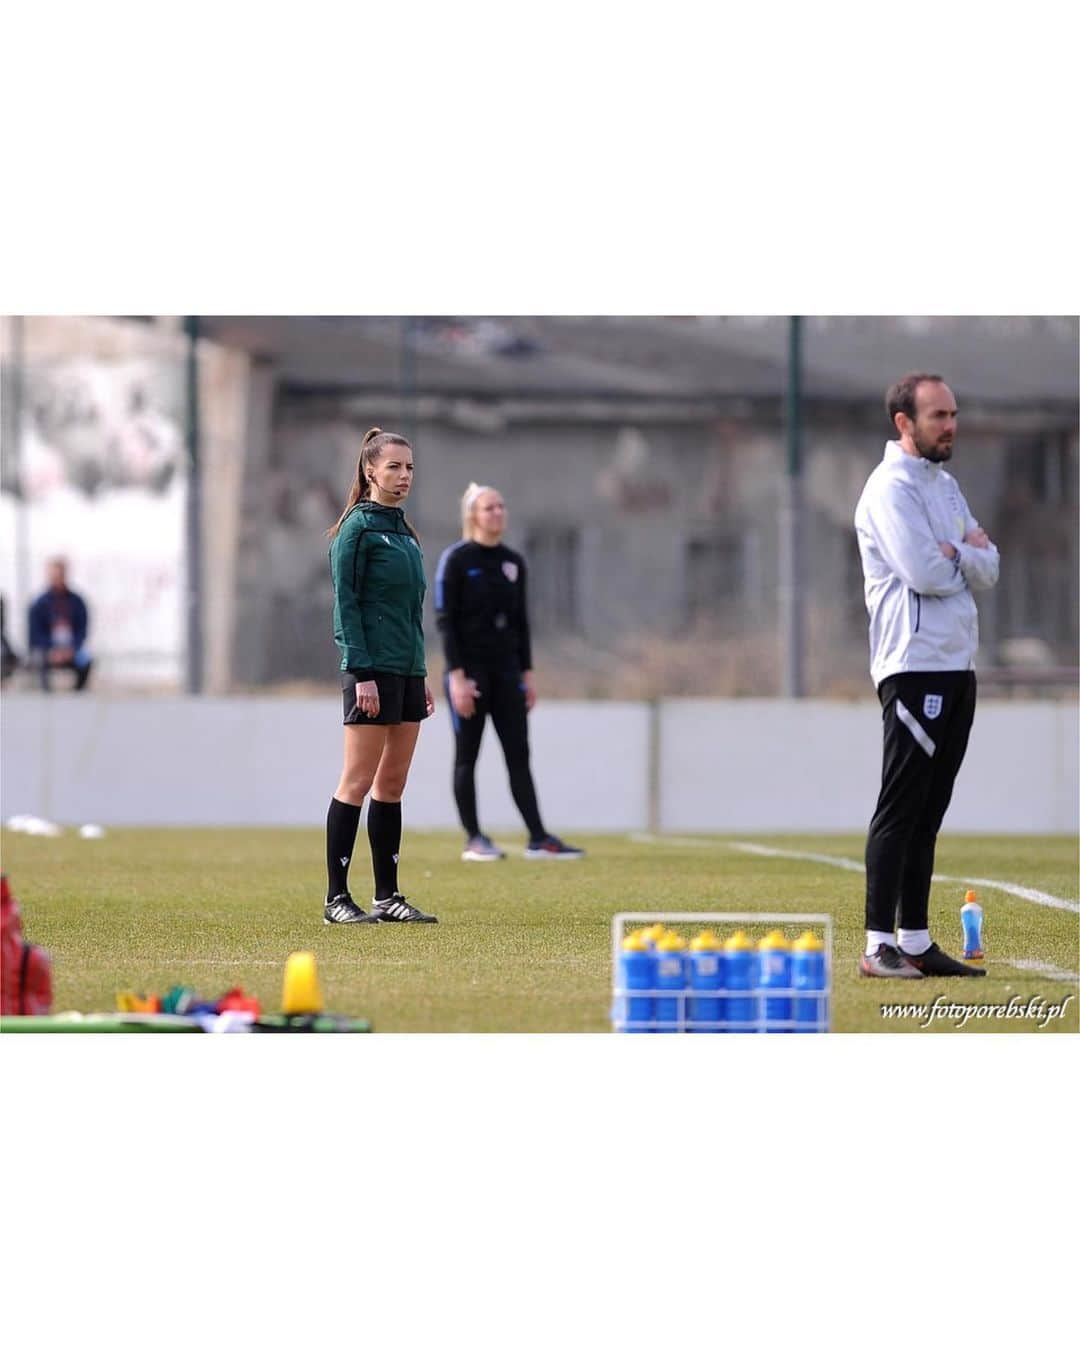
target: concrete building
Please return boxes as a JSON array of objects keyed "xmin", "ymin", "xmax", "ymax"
[
  {"xmin": 4, "ymin": 316, "xmax": 1075, "ymax": 695},
  {"xmin": 198, "ymin": 316, "xmax": 1078, "ymax": 696}
]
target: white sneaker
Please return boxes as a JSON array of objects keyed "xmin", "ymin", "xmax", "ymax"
[
  {"xmin": 461, "ymin": 834, "xmax": 507, "ymax": 862},
  {"xmin": 859, "ymin": 943, "xmax": 923, "ymax": 978}
]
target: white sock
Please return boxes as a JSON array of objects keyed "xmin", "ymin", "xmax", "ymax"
[
  {"xmin": 898, "ymin": 928, "xmax": 932, "ymax": 956},
  {"xmin": 866, "ymin": 930, "xmax": 897, "ymax": 955}
]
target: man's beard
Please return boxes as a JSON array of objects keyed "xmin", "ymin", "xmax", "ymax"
[{"xmin": 914, "ymin": 430, "xmax": 953, "ymax": 463}]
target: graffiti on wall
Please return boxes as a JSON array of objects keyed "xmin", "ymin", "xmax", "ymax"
[{"xmin": 1, "ymin": 354, "xmax": 187, "ymax": 686}]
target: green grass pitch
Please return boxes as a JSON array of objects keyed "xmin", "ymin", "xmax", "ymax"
[{"xmin": 3, "ymin": 829, "xmax": 1076, "ymax": 1032}]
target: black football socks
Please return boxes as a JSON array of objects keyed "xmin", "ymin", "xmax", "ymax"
[
  {"xmin": 367, "ymin": 798, "xmax": 402, "ymax": 903},
  {"xmin": 326, "ymin": 797, "xmax": 362, "ymax": 901}
]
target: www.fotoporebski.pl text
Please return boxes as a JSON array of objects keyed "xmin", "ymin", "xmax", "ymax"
[{"xmin": 880, "ymin": 993, "xmax": 1075, "ymax": 1029}]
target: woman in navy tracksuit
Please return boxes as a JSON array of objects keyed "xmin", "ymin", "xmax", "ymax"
[{"xmin": 434, "ymin": 482, "xmax": 584, "ymax": 862}]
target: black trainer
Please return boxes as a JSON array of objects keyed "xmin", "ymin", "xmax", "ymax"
[
  {"xmin": 902, "ymin": 942, "xmax": 987, "ymax": 977},
  {"xmin": 523, "ymin": 834, "xmax": 585, "ymax": 860},
  {"xmin": 324, "ymin": 894, "xmax": 375, "ymax": 924},
  {"xmin": 859, "ymin": 943, "xmax": 924, "ymax": 978},
  {"xmin": 370, "ymin": 892, "xmax": 438, "ymax": 923}
]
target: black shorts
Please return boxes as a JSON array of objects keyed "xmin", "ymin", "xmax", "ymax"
[{"xmin": 341, "ymin": 671, "xmax": 428, "ymax": 726}]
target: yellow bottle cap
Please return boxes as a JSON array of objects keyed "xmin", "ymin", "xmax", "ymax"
[
  {"xmin": 690, "ymin": 930, "xmax": 724, "ymax": 951},
  {"xmin": 757, "ymin": 929, "xmax": 791, "ymax": 951},
  {"xmin": 724, "ymin": 930, "xmax": 754, "ymax": 952},
  {"xmin": 792, "ymin": 931, "xmax": 824, "ymax": 952},
  {"xmin": 641, "ymin": 923, "xmax": 667, "ymax": 944},
  {"xmin": 621, "ymin": 932, "xmax": 650, "ymax": 952},
  {"xmin": 282, "ymin": 950, "xmax": 324, "ymax": 1015},
  {"xmin": 656, "ymin": 932, "xmax": 686, "ymax": 951}
]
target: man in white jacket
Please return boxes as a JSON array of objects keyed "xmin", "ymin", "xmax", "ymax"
[{"xmin": 854, "ymin": 373, "xmax": 1000, "ymax": 978}]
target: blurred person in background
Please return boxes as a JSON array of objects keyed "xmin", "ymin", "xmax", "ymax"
[
  {"xmin": 854, "ymin": 373, "xmax": 999, "ymax": 979},
  {"xmin": 323, "ymin": 428, "xmax": 438, "ymax": 925},
  {"xmin": 28, "ymin": 558, "xmax": 93, "ymax": 692},
  {"xmin": 1, "ymin": 596, "xmax": 19, "ymax": 682},
  {"xmin": 435, "ymin": 483, "xmax": 584, "ymax": 861}
]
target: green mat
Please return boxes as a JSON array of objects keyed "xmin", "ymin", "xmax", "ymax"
[
  {"xmin": 1, "ymin": 1013, "xmax": 373, "ymax": 1034},
  {"xmin": 2, "ymin": 1014, "xmax": 200, "ymax": 1033}
]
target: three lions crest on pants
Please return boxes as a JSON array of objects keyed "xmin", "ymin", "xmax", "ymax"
[{"xmin": 923, "ymin": 694, "xmax": 943, "ymax": 720}]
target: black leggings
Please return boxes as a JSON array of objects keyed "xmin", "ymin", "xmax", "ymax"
[{"xmin": 445, "ymin": 667, "xmax": 545, "ymax": 841}]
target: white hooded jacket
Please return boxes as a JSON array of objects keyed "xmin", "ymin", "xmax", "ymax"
[{"xmin": 854, "ymin": 441, "xmax": 1000, "ymax": 687}]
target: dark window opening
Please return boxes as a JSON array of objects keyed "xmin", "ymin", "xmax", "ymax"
[{"xmin": 522, "ymin": 526, "xmax": 581, "ymax": 633}]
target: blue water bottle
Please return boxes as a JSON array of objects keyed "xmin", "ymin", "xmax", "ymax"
[
  {"xmin": 723, "ymin": 931, "xmax": 756, "ymax": 1032},
  {"xmin": 615, "ymin": 932, "xmax": 655, "ymax": 1032},
  {"xmin": 791, "ymin": 931, "xmax": 826, "ymax": 1032},
  {"xmin": 961, "ymin": 890, "xmax": 984, "ymax": 961},
  {"xmin": 688, "ymin": 931, "xmax": 725, "ymax": 1032},
  {"xmin": 653, "ymin": 933, "xmax": 688, "ymax": 1032},
  {"xmin": 756, "ymin": 930, "xmax": 792, "ymax": 1032},
  {"xmin": 639, "ymin": 924, "xmax": 667, "ymax": 954}
]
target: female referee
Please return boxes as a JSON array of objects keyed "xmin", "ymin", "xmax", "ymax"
[
  {"xmin": 323, "ymin": 427, "xmax": 437, "ymax": 924},
  {"xmin": 434, "ymin": 483, "xmax": 584, "ymax": 862}
]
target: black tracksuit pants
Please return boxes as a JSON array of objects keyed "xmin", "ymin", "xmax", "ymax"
[
  {"xmin": 445, "ymin": 666, "xmax": 545, "ymax": 841},
  {"xmin": 865, "ymin": 670, "xmax": 977, "ymax": 934}
]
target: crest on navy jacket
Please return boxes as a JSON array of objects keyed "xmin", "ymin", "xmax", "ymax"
[
  {"xmin": 924, "ymin": 694, "xmax": 943, "ymax": 720},
  {"xmin": 502, "ymin": 561, "xmax": 519, "ymax": 583}
]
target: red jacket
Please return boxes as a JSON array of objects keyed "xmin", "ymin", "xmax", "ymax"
[{"xmin": 1, "ymin": 874, "xmax": 53, "ymax": 1015}]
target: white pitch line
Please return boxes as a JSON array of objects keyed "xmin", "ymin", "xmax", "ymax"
[
  {"xmin": 727, "ymin": 841, "xmax": 1080, "ymax": 915},
  {"xmin": 627, "ymin": 829, "xmax": 1071, "ymax": 915},
  {"xmin": 732, "ymin": 841, "xmax": 866, "ymax": 873},
  {"xmin": 632, "ymin": 835, "xmax": 1080, "ymax": 983},
  {"xmin": 632, "ymin": 836, "xmax": 1079, "ymax": 913},
  {"xmin": 933, "ymin": 872, "xmax": 1080, "ymax": 915},
  {"xmin": 1007, "ymin": 960, "xmax": 1079, "ymax": 984},
  {"xmin": 731, "ymin": 843, "xmax": 1080, "ymax": 983}
]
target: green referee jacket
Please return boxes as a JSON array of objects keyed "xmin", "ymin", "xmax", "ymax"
[{"xmin": 330, "ymin": 501, "xmax": 427, "ymax": 678}]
